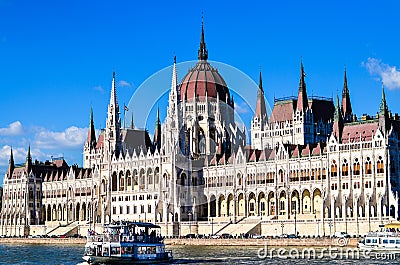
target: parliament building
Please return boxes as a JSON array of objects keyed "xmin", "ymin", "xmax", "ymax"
[{"xmin": 1, "ymin": 24, "xmax": 400, "ymax": 237}]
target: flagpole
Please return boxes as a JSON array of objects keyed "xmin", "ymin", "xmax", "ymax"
[{"xmin": 124, "ymin": 103, "xmax": 126, "ymax": 129}]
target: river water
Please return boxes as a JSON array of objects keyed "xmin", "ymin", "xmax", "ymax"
[{"xmin": 0, "ymin": 244, "xmax": 398, "ymax": 264}]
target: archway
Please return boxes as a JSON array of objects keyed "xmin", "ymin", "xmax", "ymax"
[
  {"xmin": 302, "ymin": 189, "xmax": 311, "ymax": 214},
  {"xmin": 227, "ymin": 194, "xmax": 234, "ymax": 217},
  {"xmin": 218, "ymin": 195, "xmax": 227, "ymax": 217},
  {"xmin": 258, "ymin": 192, "xmax": 266, "ymax": 216},
  {"xmin": 238, "ymin": 193, "xmax": 245, "ymax": 216},
  {"xmin": 268, "ymin": 191, "xmax": 275, "ymax": 216},
  {"xmin": 248, "ymin": 193, "xmax": 256, "ymax": 216},
  {"xmin": 279, "ymin": 191, "xmax": 286, "ymax": 215},
  {"xmin": 313, "ymin": 189, "xmax": 322, "ymax": 214},
  {"xmin": 209, "ymin": 195, "xmax": 216, "ymax": 217},
  {"xmin": 291, "ymin": 190, "xmax": 299, "ymax": 214}
]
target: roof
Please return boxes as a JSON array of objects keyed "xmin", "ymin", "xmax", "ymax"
[
  {"xmin": 341, "ymin": 121, "xmax": 379, "ymax": 143},
  {"xmin": 179, "ymin": 61, "xmax": 232, "ymax": 106}
]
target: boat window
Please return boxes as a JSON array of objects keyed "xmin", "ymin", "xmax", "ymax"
[
  {"xmin": 366, "ymin": 239, "xmax": 371, "ymax": 244},
  {"xmin": 396, "ymin": 240, "xmax": 400, "ymax": 244},
  {"xmin": 111, "ymin": 247, "xmax": 121, "ymax": 255},
  {"xmin": 390, "ymin": 240, "xmax": 395, "ymax": 244},
  {"xmin": 372, "ymin": 239, "xmax": 377, "ymax": 244},
  {"xmin": 383, "ymin": 239, "xmax": 388, "ymax": 244}
]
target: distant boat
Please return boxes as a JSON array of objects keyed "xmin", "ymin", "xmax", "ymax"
[
  {"xmin": 82, "ymin": 221, "xmax": 173, "ymax": 264},
  {"xmin": 358, "ymin": 222, "xmax": 400, "ymax": 251}
]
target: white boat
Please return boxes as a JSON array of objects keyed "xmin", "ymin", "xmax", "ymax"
[
  {"xmin": 358, "ymin": 222, "xmax": 400, "ymax": 251},
  {"xmin": 82, "ymin": 221, "xmax": 173, "ymax": 264}
]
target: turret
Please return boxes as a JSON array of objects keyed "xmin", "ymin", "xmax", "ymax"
[
  {"xmin": 296, "ymin": 60, "xmax": 308, "ymax": 112},
  {"xmin": 105, "ymin": 72, "xmax": 122, "ymax": 158},
  {"xmin": 153, "ymin": 108, "xmax": 162, "ymax": 153},
  {"xmin": 254, "ymin": 70, "xmax": 267, "ymax": 128},
  {"xmin": 379, "ymin": 85, "xmax": 390, "ymax": 133},
  {"xmin": 333, "ymin": 95, "xmax": 344, "ymax": 142},
  {"xmin": 7, "ymin": 148, "xmax": 14, "ymax": 178},
  {"xmin": 341, "ymin": 68, "xmax": 353, "ymax": 122},
  {"xmin": 25, "ymin": 145, "xmax": 32, "ymax": 174}
]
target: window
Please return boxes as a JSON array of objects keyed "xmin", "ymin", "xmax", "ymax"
[
  {"xmin": 365, "ymin": 157, "xmax": 372, "ymax": 174},
  {"xmin": 353, "ymin": 159, "xmax": 360, "ymax": 175},
  {"xmin": 148, "ymin": 205, "xmax": 152, "ymax": 213},
  {"xmin": 331, "ymin": 160, "xmax": 338, "ymax": 177},
  {"xmin": 342, "ymin": 159, "xmax": 349, "ymax": 176},
  {"xmin": 377, "ymin": 156, "xmax": 384, "ymax": 173},
  {"xmin": 141, "ymin": 205, "xmax": 145, "ymax": 214}
]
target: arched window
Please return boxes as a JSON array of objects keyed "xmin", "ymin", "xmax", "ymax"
[
  {"xmin": 331, "ymin": 160, "xmax": 337, "ymax": 177},
  {"xmin": 377, "ymin": 156, "xmax": 384, "ymax": 173},
  {"xmin": 365, "ymin": 157, "xmax": 372, "ymax": 174},
  {"xmin": 353, "ymin": 158, "xmax": 360, "ymax": 175},
  {"xmin": 342, "ymin": 159, "xmax": 349, "ymax": 176}
]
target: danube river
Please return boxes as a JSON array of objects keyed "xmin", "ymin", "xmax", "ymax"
[{"xmin": 0, "ymin": 244, "xmax": 398, "ymax": 264}]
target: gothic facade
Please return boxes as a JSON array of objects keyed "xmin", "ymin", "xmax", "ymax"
[{"xmin": 1, "ymin": 24, "xmax": 400, "ymax": 237}]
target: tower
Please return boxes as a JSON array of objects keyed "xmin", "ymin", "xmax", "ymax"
[
  {"xmin": 333, "ymin": 95, "xmax": 344, "ymax": 142},
  {"xmin": 83, "ymin": 106, "xmax": 97, "ymax": 168},
  {"xmin": 105, "ymin": 72, "xmax": 122, "ymax": 159},
  {"xmin": 7, "ymin": 148, "xmax": 14, "ymax": 178},
  {"xmin": 251, "ymin": 70, "xmax": 268, "ymax": 149},
  {"xmin": 379, "ymin": 85, "xmax": 390, "ymax": 134},
  {"xmin": 293, "ymin": 59, "xmax": 313, "ymax": 145},
  {"xmin": 341, "ymin": 68, "xmax": 353, "ymax": 122}
]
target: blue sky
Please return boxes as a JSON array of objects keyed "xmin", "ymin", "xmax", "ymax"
[{"xmin": 1, "ymin": 0, "xmax": 400, "ymax": 184}]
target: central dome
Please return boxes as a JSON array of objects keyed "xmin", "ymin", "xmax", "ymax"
[
  {"xmin": 178, "ymin": 21, "xmax": 232, "ymax": 106},
  {"xmin": 179, "ymin": 61, "xmax": 231, "ymax": 102}
]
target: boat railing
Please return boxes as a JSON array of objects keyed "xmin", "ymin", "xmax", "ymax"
[
  {"xmin": 366, "ymin": 231, "xmax": 400, "ymax": 237},
  {"xmin": 87, "ymin": 234, "xmax": 164, "ymax": 244}
]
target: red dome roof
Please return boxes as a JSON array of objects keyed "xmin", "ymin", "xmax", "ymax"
[{"xmin": 179, "ymin": 61, "xmax": 231, "ymax": 104}]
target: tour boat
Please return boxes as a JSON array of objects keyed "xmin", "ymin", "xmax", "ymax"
[
  {"xmin": 358, "ymin": 222, "xmax": 400, "ymax": 251},
  {"xmin": 82, "ymin": 221, "xmax": 173, "ymax": 264}
]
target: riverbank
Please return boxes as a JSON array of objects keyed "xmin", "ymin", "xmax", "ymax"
[{"xmin": 0, "ymin": 237, "xmax": 358, "ymax": 247}]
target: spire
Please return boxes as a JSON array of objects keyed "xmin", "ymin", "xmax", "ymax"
[
  {"xmin": 130, "ymin": 112, "xmax": 134, "ymax": 129},
  {"xmin": 333, "ymin": 95, "xmax": 343, "ymax": 142},
  {"xmin": 380, "ymin": 83, "xmax": 388, "ymax": 114},
  {"xmin": 25, "ymin": 145, "xmax": 32, "ymax": 173},
  {"xmin": 87, "ymin": 106, "xmax": 97, "ymax": 148},
  {"xmin": 341, "ymin": 68, "xmax": 353, "ymax": 122},
  {"xmin": 296, "ymin": 59, "xmax": 308, "ymax": 111},
  {"xmin": 259, "ymin": 68, "xmax": 263, "ymax": 92},
  {"xmin": 153, "ymin": 107, "xmax": 162, "ymax": 153},
  {"xmin": 379, "ymin": 84, "xmax": 390, "ymax": 132},
  {"xmin": 197, "ymin": 17, "xmax": 208, "ymax": 61},
  {"xmin": 255, "ymin": 69, "xmax": 267, "ymax": 124},
  {"xmin": 110, "ymin": 71, "xmax": 118, "ymax": 108},
  {"xmin": 7, "ymin": 147, "xmax": 15, "ymax": 178},
  {"xmin": 171, "ymin": 56, "xmax": 178, "ymax": 98}
]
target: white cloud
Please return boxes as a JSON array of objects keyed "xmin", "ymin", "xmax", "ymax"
[
  {"xmin": 234, "ymin": 102, "xmax": 249, "ymax": 114},
  {"xmin": 0, "ymin": 145, "xmax": 27, "ymax": 166},
  {"xmin": 0, "ymin": 121, "xmax": 23, "ymax": 136},
  {"xmin": 363, "ymin": 57, "xmax": 400, "ymax": 90},
  {"xmin": 34, "ymin": 126, "xmax": 88, "ymax": 149},
  {"xmin": 93, "ymin": 85, "xmax": 105, "ymax": 93},
  {"xmin": 118, "ymin": 80, "xmax": 132, "ymax": 88}
]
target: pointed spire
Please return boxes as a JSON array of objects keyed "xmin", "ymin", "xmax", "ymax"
[
  {"xmin": 296, "ymin": 59, "xmax": 308, "ymax": 112},
  {"xmin": 7, "ymin": 147, "xmax": 15, "ymax": 178},
  {"xmin": 87, "ymin": 106, "xmax": 97, "ymax": 148},
  {"xmin": 341, "ymin": 67, "xmax": 353, "ymax": 122},
  {"xmin": 333, "ymin": 95, "xmax": 343, "ymax": 142},
  {"xmin": 255, "ymin": 69, "xmax": 267, "ymax": 122},
  {"xmin": 153, "ymin": 107, "xmax": 162, "ymax": 153},
  {"xmin": 171, "ymin": 55, "xmax": 178, "ymax": 97},
  {"xmin": 197, "ymin": 16, "xmax": 208, "ymax": 61},
  {"xmin": 130, "ymin": 113, "xmax": 134, "ymax": 129},
  {"xmin": 343, "ymin": 67, "xmax": 349, "ymax": 93},
  {"xmin": 25, "ymin": 145, "xmax": 32, "ymax": 173},
  {"xmin": 380, "ymin": 83, "xmax": 387, "ymax": 114},
  {"xmin": 110, "ymin": 71, "xmax": 118, "ymax": 107},
  {"xmin": 379, "ymin": 84, "xmax": 390, "ymax": 133}
]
